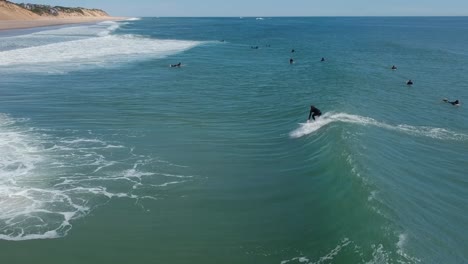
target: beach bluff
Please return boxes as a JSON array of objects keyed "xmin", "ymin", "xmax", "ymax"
[{"xmin": 0, "ymin": 0, "xmax": 108, "ymax": 20}]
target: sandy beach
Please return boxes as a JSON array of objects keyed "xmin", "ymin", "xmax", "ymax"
[{"xmin": 0, "ymin": 17, "xmax": 128, "ymax": 31}]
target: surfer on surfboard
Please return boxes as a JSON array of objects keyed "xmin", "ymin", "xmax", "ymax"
[
  {"xmin": 308, "ymin": 105, "xmax": 322, "ymax": 122},
  {"xmin": 170, "ymin": 62, "xmax": 181, "ymax": 68}
]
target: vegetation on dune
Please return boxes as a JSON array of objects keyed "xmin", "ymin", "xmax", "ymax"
[{"xmin": 14, "ymin": 2, "xmax": 107, "ymax": 16}]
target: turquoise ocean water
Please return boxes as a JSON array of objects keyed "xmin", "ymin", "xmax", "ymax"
[{"xmin": 0, "ymin": 17, "xmax": 467, "ymax": 263}]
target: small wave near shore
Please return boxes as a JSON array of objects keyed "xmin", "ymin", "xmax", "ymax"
[{"xmin": 0, "ymin": 19, "xmax": 205, "ymax": 73}]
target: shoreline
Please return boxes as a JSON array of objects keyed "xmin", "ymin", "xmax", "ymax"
[{"xmin": 0, "ymin": 16, "xmax": 129, "ymax": 31}]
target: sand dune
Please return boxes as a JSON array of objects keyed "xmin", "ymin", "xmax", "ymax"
[
  {"xmin": 0, "ymin": 1, "xmax": 124, "ymax": 30},
  {"xmin": 0, "ymin": 0, "xmax": 40, "ymax": 20}
]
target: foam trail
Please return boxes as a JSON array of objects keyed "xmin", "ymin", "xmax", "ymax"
[{"xmin": 290, "ymin": 112, "xmax": 468, "ymax": 141}]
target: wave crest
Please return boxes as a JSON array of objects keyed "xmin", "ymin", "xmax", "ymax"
[{"xmin": 290, "ymin": 112, "xmax": 467, "ymax": 141}]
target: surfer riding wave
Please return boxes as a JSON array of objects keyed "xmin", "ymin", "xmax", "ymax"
[{"xmin": 290, "ymin": 112, "xmax": 468, "ymax": 141}]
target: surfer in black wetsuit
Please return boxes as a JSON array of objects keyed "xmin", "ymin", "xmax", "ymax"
[
  {"xmin": 391, "ymin": 65, "xmax": 397, "ymax": 70},
  {"xmin": 321, "ymin": 57, "xmax": 325, "ymax": 62},
  {"xmin": 290, "ymin": 58, "xmax": 294, "ymax": 64},
  {"xmin": 443, "ymin": 99, "xmax": 460, "ymax": 106},
  {"xmin": 291, "ymin": 49, "xmax": 295, "ymax": 53},
  {"xmin": 171, "ymin": 62, "xmax": 181, "ymax": 67},
  {"xmin": 308, "ymin": 105, "xmax": 322, "ymax": 121},
  {"xmin": 406, "ymin": 80, "xmax": 413, "ymax": 85}
]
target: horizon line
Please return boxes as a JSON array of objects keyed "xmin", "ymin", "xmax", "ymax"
[{"xmin": 129, "ymin": 15, "xmax": 468, "ymax": 18}]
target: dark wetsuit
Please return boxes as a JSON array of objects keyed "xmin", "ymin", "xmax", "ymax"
[
  {"xmin": 308, "ymin": 106, "xmax": 322, "ymax": 121},
  {"xmin": 449, "ymin": 100, "xmax": 460, "ymax": 106}
]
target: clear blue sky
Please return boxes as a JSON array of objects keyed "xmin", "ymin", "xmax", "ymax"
[{"xmin": 15, "ymin": 0, "xmax": 468, "ymax": 17}]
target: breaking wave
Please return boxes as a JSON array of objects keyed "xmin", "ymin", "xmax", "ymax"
[
  {"xmin": 0, "ymin": 20, "xmax": 204, "ymax": 73},
  {"xmin": 290, "ymin": 112, "xmax": 468, "ymax": 141}
]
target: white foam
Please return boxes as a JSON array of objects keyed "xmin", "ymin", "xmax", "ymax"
[
  {"xmin": 396, "ymin": 233, "xmax": 421, "ymax": 263},
  {"xmin": 314, "ymin": 238, "xmax": 352, "ymax": 264},
  {"xmin": 126, "ymin": 18, "xmax": 141, "ymax": 21},
  {"xmin": 368, "ymin": 190, "xmax": 378, "ymax": 201},
  {"xmin": 280, "ymin": 238, "xmax": 351, "ymax": 264},
  {"xmin": 365, "ymin": 244, "xmax": 389, "ymax": 264},
  {"xmin": 151, "ymin": 181, "xmax": 186, "ymax": 187},
  {"xmin": 34, "ymin": 21, "xmax": 121, "ymax": 38},
  {"xmin": 0, "ymin": 35, "xmax": 202, "ymax": 70},
  {"xmin": 281, "ymin": 257, "xmax": 310, "ymax": 264},
  {"xmin": 290, "ymin": 112, "xmax": 468, "ymax": 141},
  {"xmin": 0, "ymin": 114, "xmax": 193, "ymax": 241},
  {"xmin": 397, "ymin": 233, "xmax": 407, "ymax": 249},
  {"xmin": 280, "ymin": 237, "xmax": 420, "ymax": 264},
  {"xmin": 96, "ymin": 21, "xmax": 121, "ymax": 37},
  {"xmin": 0, "ymin": 21, "xmax": 204, "ymax": 73}
]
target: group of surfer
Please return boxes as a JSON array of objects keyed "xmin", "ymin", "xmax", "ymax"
[
  {"xmin": 289, "ymin": 48, "xmax": 325, "ymax": 64},
  {"xmin": 391, "ymin": 65, "xmax": 460, "ymax": 105},
  {"xmin": 306, "ymin": 64, "xmax": 460, "ymax": 122},
  {"xmin": 392, "ymin": 65, "xmax": 414, "ymax": 86},
  {"xmin": 169, "ymin": 46, "xmax": 460, "ymax": 117}
]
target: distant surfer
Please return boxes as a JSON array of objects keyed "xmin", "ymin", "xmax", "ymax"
[
  {"xmin": 290, "ymin": 58, "xmax": 294, "ymax": 64},
  {"xmin": 443, "ymin": 98, "xmax": 460, "ymax": 106},
  {"xmin": 321, "ymin": 57, "xmax": 325, "ymax": 62},
  {"xmin": 406, "ymin": 80, "xmax": 413, "ymax": 85},
  {"xmin": 308, "ymin": 105, "xmax": 322, "ymax": 122},
  {"xmin": 291, "ymin": 49, "xmax": 295, "ymax": 53},
  {"xmin": 391, "ymin": 65, "xmax": 397, "ymax": 70},
  {"xmin": 171, "ymin": 62, "xmax": 181, "ymax": 68}
]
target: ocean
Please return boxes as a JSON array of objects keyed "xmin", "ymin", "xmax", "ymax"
[{"xmin": 0, "ymin": 17, "xmax": 467, "ymax": 264}]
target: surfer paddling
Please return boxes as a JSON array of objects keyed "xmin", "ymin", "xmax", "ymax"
[
  {"xmin": 308, "ymin": 105, "xmax": 322, "ymax": 122},
  {"xmin": 171, "ymin": 62, "xmax": 181, "ymax": 68},
  {"xmin": 443, "ymin": 98, "xmax": 460, "ymax": 106}
]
